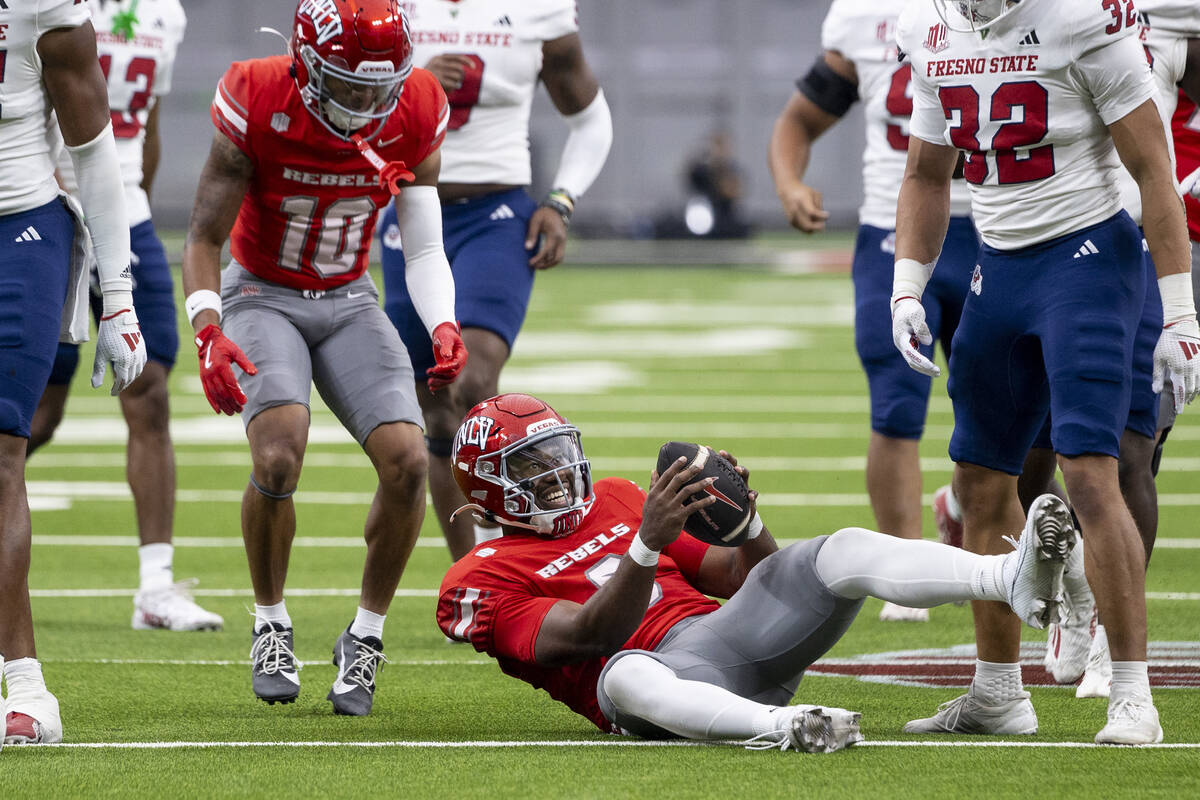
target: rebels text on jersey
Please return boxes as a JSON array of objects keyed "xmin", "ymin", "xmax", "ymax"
[
  {"xmin": 436, "ymin": 477, "xmax": 720, "ymax": 732},
  {"xmin": 211, "ymin": 56, "xmax": 449, "ymax": 291},
  {"xmin": 821, "ymin": 0, "xmax": 971, "ymax": 228},
  {"xmin": 57, "ymin": 0, "xmax": 186, "ymax": 227},
  {"xmin": 898, "ymin": 0, "xmax": 1156, "ymax": 249},
  {"xmin": 0, "ymin": 0, "xmax": 92, "ymax": 217},
  {"xmin": 402, "ymin": 0, "xmax": 577, "ymax": 186}
]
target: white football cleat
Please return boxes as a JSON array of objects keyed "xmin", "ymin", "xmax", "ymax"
[
  {"xmin": 932, "ymin": 485, "xmax": 963, "ymax": 549},
  {"xmin": 1044, "ymin": 614, "xmax": 1093, "ymax": 685},
  {"xmin": 879, "ymin": 601, "xmax": 930, "ymax": 622},
  {"xmin": 132, "ymin": 579, "xmax": 224, "ymax": 631},
  {"xmin": 1095, "ymin": 695, "xmax": 1162, "ymax": 745},
  {"xmin": 1076, "ymin": 624, "xmax": 1112, "ymax": 699},
  {"xmin": 1002, "ymin": 494, "xmax": 1075, "ymax": 629},
  {"xmin": 744, "ymin": 705, "xmax": 863, "ymax": 753},
  {"xmin": 3, "ymin": 684, "xmax": 62, "ymax": 745},
  {"xmin": 904, "ymin": 690, "xmax": 1037, "ymax": 735}
]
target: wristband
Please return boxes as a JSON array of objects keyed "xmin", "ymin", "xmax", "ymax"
[
  {"xmin": 891, "ymin": 257, "xmax": 937, "ymax": 312},
  {"xmin": 186, "ymin": 289, "xmax": 223, "ymax": 327},
  {"xmin": 626, "ymin": 532, "xmax": 660, "ymax": 567},
  {"xmin": 540, "ymin": 189, "xmax": 575, "ymax": 229},
  {"xmin": 746, "ymin": 512, "xmax": 764, "ymax": 540},
  {"xmin": 1159, "ymin": 272, "xmax": 1197, "ymax": 326}
]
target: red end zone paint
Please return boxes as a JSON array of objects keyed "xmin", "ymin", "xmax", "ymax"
[{"xmin": 808, "ymin": 642, "xmax": 1200, "ymax": 688}]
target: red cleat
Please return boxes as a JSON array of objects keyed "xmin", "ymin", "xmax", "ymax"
[{"xmin": 933, "ymin": 485, "xmax": 963, "ymax": 549}]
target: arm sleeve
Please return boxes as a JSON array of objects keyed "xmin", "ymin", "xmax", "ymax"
[
  {"xmin": 1072, "ymin": 20, "xmax": 1155, "ymax": 125},
  {"xmin": 662, "ymin": 534, "xmax": 712, "ymax": 585},
  {"xmin": 67, "ymin": 122, "xmax": 132, "ymax": 306},
  {"xmin": 397, "ymin": 185, "xmax": 456, "ymax": 335},
  {"xmin": 550, "ymin": 89, "xmax": 612, "ymax": 198}
]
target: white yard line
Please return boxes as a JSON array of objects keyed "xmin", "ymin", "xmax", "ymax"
[{"xmin": 26, "ymin": 739, "xmax": 1200, "ymax": 750}]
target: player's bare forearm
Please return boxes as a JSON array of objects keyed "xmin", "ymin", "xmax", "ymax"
[
  {"xmin": 182, "ymin": 132, "xmax": 253, "ymax": 327},
  {"xmin": 141, "ymin": 102, "xmax": 163, "ymax": 198},
  {"xmin": 540, "ymin": 34, "xmax": 600, "ymax": 115},
  {"xmin": 534, "ymin": 561, "xmax": 659, "ymax": 666},
  {"xmin": 895, "ymin": 138, "xmax": 957, "ymax": 264},
  {"xmin": 769, "ymin": 93, "xmax": 840, "ymax": 232},
  {"xmin": 39, "ymin": 23, "xmax": 112, "ymax": 146},
  {"xmin": 1111, "ymin": 101, "xmax": 1191, "ymax": 278}
]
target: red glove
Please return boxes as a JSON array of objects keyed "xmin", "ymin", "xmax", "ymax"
[
  {"xmin": 195, "ymin": 324, "xmax": 258, "ymax": 415},
  {"xmin": 427, "ymin": 321, "xmax": 467, "ymax": 392}
]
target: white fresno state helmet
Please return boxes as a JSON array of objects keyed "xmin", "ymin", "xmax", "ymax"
[
  {"xmin": 290, "ymin": 0, "xmax": 414, "ymax": 140},
  {"xmin": 934, "ymin": 0, "xmax": 1025, "ymax": 32},
  {"xmin": 451, "ymin": 394, "xmax": 594, "ymax": 539}
]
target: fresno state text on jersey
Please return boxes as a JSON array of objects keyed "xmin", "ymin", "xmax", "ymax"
[{"xmin": 211, "ymin": 56, "xmax": 449, "ymax": 290}]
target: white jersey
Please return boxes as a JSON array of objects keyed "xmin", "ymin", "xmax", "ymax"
[
  {"xmin": 0, "ymin": 0, "xmax": 92, "ymax": 217},
  {"xmin": 56, "ymin": 0, "xmax": 187, "ymax": 226},
  {"xmin": 1115, "ymin": 0, "xmax": 1199, "ymax": 224},
  {"xmin": 404, "ymin": 0, "xmax": 577, "ymax": 186},
  {"xmin": 822, "ymin": 0, "xmax": 972, "ymax": 229},
  {"xmin": 898, "ymin": 0, "xmax": 1156, "ymax": 250}
]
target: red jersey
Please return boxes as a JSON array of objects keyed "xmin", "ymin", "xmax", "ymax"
[
  {"xmin": 210, "ymin": 56, "xmax": 449, "ymax": 290},
  {"xmin": 1173, "ymin": 90, "xmax": 1200, "ymax": 244},
  {"xmin": 436, "ymin": 478, "xmax": 721, "ymax": 732}
]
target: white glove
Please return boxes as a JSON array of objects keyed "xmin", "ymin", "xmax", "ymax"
[
  {"xmin": 1180, "ymin": 166, "xmax": 1200, "ymax": 199},
  {"xmin": 93, "ymin": 306, "xmax": 148, "ymax": 395},
  {"xmin": 891, "ymin": 297, "xmax": 941, "ymax": 377},
  {"xmin": 1152, "ymin": 316, "xmax": 1200, "ymax": 413}
]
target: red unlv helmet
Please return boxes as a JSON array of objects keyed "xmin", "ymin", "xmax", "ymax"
[
  {"xmin": 290, "ymin": 0, "xmax": 413, "ymax": 140},
  {"xmin": 451, "ymin": 394, "xmax": 594, "ymax": 538}
]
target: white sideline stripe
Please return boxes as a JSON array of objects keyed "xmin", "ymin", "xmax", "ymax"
[
  {"xmin": 42, "ymin": 658, "xmax": 490, "ymax": 667},
  {"xmin": 31, "ymin": 740, "xmax": 1200, "ymax": 750},
  {"xmin": 25, "ymin": 587, "xmax": 1199, "ymax": 601},
  {"xmin": 30, "ymin": 535, "xmax": 1200, "ymax": 555}
]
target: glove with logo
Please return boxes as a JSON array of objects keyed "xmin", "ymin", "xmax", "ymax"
[
  {"xmin": 427, "ymin": 321, "xmax": 467, "ymax": 392},
  {"xmin": 1153, "ymin": 316, "xmax": 1200, "ymax": 413},
  {"xmin": 891, "ymin": 297, "xmax": 941, "ymax": 377},
  {"xmin": 93, "ymin": 305, "xmax": 149, "ymax": 395},
  {"xmin": 195, "ymin": 323, "xmax": 257, "ymax": 415}
]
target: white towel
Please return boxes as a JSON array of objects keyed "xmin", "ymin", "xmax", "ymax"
[{"xmin": 57, "ymin": 191, "xmax": 94, "ymax": 345}]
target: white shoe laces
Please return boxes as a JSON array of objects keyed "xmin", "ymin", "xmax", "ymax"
[
  {"xmin": 141, "ymin": 579, "xmax": 212, "ymax": 615},
  {"xmin": 340, "ymin": 640, "xmax": 390, "ymax": 691},
  {"xmin": 1107, "ymin": 697, "xmax": 1149, "ymax": 725},
  {"xmin": 250, "ymin": 626, "xmax": 300, "ymax": 676},
  {"xmin": 741, "ymin": 730, "xmax": 791, "ymax": 751}
]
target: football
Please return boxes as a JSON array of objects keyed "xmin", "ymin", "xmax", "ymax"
[{"xmin": 655, "ymin": 441, "xmax": 753, "ymax": 547}]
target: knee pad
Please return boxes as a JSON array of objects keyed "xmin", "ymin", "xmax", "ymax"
[
  {"xmin": 249, "ymin": 472, "xmax": 296, "ymax": 500},
  {"xmin": 602, "ymin": 653, "xmax": 672, "ymax": 712},
  {"xmin": 869, "ymin": 395, "xmax": 927, "ymax": 440},
  {"xmin": 426, "ymin": 436, "xmax": 454, "ymax": 458},
  {"xmin": 0, "ymin": 398, "xmax": 26, "ymax": 438}
]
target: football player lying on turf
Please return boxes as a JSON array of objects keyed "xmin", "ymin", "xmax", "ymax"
[{"xmin": 437, "ymin": 394, "xmax": 1081, "ymax": 752}]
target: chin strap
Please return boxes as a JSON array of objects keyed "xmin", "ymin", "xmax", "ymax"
[{"xmin": 351, "ymin": 134, "xmax": 414, "ymax": 196}]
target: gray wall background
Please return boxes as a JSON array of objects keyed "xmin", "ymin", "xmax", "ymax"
[{"xmin": 155, "ymin": 0, "xmax": 866, "ymax": 232}]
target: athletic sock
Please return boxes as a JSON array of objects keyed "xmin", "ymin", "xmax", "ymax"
[
  {"xmin": 138, "ymin": 542, "xmax": 174, "ymax": 592},
  {"xmin": 254, "ymin": 601, "xmax": 292, "ymax": 632},
  {"xmin": 970, "ymin": 660, "xmax": 1024, "ymax": 704},
  {"xmin": 3, "ymin": 657, "xmax": 47, "ymax": 691},
  {"xmin": 1110, "ymin": 661, "xmax": 1151, "ymax": 700},
  {"xmin": 349, "ymin": 607, "xmax": 386, "ymax": 641}
]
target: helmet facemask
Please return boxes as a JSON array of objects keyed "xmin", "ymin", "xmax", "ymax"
[
  {"xmin": 299, "ymin": 44, "xmax": 408, "ymax": 139},
  {"xmin": 462, "ymin": 427, "xmax": 594, "ymax": 538},
  {"xmin": 934, "ymin": 0, "xmax": 1022, "ymax": 32}
]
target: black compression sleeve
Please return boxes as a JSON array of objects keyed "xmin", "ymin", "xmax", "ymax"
[{"xmin": 796, "ymin": 57, "xmax": 859, "ymax": 118}]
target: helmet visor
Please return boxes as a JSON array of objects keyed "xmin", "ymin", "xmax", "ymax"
[{"xmin": 503, "ymin": 432, "xmax": 590, "ymax": 514}]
